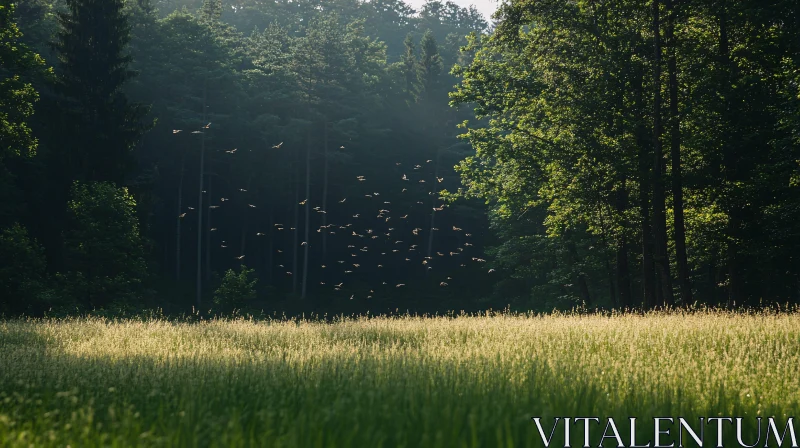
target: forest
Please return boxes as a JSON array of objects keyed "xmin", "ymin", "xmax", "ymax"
[{"xmin": 1, "ymin": 0, "xmax": 799, "ymax": 317}]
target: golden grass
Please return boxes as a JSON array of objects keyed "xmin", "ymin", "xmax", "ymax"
[{"xmin": 1, "ymin": 310, "xmax": 798, "ymax": 447}]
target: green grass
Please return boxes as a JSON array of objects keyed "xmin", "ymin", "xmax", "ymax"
[{"xmin": 1, "ymin": 310, "xmax": 799, "ymax": 447}]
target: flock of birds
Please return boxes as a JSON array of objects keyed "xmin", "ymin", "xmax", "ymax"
[{"xmin": 175, "ymin": 125, "xmax": 492, "ymax": 299}]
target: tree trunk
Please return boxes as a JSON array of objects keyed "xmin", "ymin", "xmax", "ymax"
[
  {"xmin": 196, "ymin": 80, "xmax": 207, "ymax": 309},
  {"xmin": 717, "ymin": 0, "xmax": 744, "ymax": 308},
  {"xmin": 205, "ymin": 174, "xmax": 212, "ymax": 280},
  {"xmin": 597, "ymin": 204, "xmax": 617, "ymax": 306},
  {"xmin": 635, "ymin": 65, "xmax": 657, "ymax": 309},
  {"xmin": 292, "ymin": 169, "xmax": 299, "ymax": 295},
  {"xmin": 176, "ymin": 152, "xmax": 185, "ymax": 282},
  {"xmin": 267, "ymin": 209, "xmax": 274, "ymax": 285},
  {"xmin": 301, "ymin": 131, "xmax": 311, "ymax": 300},
  {"xmin": 666, "ymin": 0, "xmax": 692, "ymax": 305},
  {"xmin": 651, "ymin": 0, "xmax": 674, "ymax": 307},
  {"xmin": 321, "ymin": 119, "xmax": 329, "ymax": 262},
  {"xmin": 565, "ymin": 232, "xmax": 591, "ymax": 307},
  {"xmin": 615, "ymin": 186, "xmax": 633, "ymax": 308}
]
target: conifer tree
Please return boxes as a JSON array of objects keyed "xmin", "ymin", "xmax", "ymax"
[{"xmin": 52, "ymin": 0, "xmax": 151, "ymax": 186}]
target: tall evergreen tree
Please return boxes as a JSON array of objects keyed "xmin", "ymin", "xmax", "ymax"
[
  {"xmin": 52, "ymin": 0, "xmax": 152, "ymax": 186},
  {"xmin": 401, "ymin": 32, "xmax": 419, "ymax": 102},
  {"xmin": 417, "ymin": 29, "xmax": 443, "ymax": 111}
]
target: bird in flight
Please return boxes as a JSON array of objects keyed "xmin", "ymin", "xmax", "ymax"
[
  {"xmin": 272, "ymin": 142, "xmax": 284, "ymax": 148},
  {"xmin": 173, "ymin": 130, "xmax": 182, "ymax": 134}
]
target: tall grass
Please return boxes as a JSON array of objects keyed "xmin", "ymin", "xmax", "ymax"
[{"xmin": 1, "ymin": 309, "xmax": 798, "ymax": 447}]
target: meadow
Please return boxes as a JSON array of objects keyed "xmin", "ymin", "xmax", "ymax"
[{"xmin": 1, "ymin": 310, "xmax": 799, "ymax": 447}]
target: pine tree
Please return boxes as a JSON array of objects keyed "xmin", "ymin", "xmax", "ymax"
[
  {"xmin": 401, "ymin": 33, "xmax": 419, "ymax": 103},
  {"xmin": 52, "ymin": 0, "xmax": 152, "ymax": 186},
  {"xmin": 417, "ymin": 29, "xmax": 443, "ymax": 109},
  {"xmin": 199, "ymin": 0, "xmax": 222, "ymax": 27}
]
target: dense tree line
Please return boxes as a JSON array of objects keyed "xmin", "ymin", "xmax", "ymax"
[
  {"xmin": 1, "ymin": 0, "xmax": 798, "ymax": 317},
  {"xmin": 451, "ymin": 0, "xmax": 800, "ymax": 309},
  {"xmin": 1, "ymin": 0, "xmax": 493, "ymax": 316}
]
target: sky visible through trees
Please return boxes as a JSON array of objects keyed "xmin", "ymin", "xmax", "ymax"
[
  {"xmin": 406, "ymin": 0, "xmax": 499, "ymax": 22},
  {"xmin": 1, "ymin": 0, "xmax": 798, "ymax": 317}
]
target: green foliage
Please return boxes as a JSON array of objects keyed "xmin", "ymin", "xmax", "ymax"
[
  {"xmin": 417, "ymin": 29, "xmax": 443, "ymax": 100},
  {"xmin": 0, "ymin": 223, "xmax": 51, "ymax": 315},
  {"xmin": 0, "ymin": 1, "xmax": 48, "ymax": 160},
  {"xmin": 213, "ymin": 265, "xmax": 258, "ymax": 312},
  {"xmin": 451, "ymin": 0, "xmax": 800, "ymax": 308},
  {"xmin": 61, "ymin": 181, "xmax": 149, "ymax": 309},
  {"xmin": 52, "ymin": 0, "xmax": 152, "ymax": 185}
]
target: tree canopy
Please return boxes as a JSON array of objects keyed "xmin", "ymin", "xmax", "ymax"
[{"xmin": 2, "ymin": 0, "xmax": 799, "ymax": 316}]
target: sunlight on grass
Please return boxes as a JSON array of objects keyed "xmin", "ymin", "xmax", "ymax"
[{"xmin": 1, "ymin": 310, "xmax": 799, "ymax": 447}]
